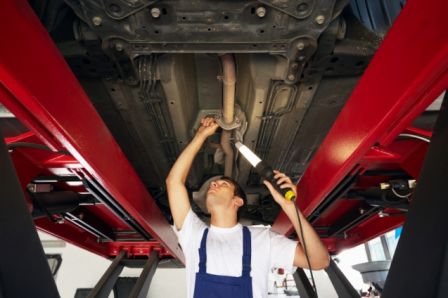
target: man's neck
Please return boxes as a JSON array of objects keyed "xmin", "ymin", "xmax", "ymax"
[{"xmin": 210, "ymin": 208, "xmax": 238, "ymax": 228}]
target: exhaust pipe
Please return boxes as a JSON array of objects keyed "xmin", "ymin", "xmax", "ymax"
[{"xmin": 219, "ymin": 54, "xmax": 236, "ymax": 177}]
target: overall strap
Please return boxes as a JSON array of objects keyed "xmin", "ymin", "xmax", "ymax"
[
  {"xmin": 198, "ymin": 228, "xmax": 209, "ymax": 273},
  {"xmin": 242, "ymin": 226, "xmax": 252, "ymax": 277}
]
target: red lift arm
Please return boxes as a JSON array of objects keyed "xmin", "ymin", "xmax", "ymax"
[
  {"xmin": 272, "ymin": 0, "xmax": 448, "ymax": 250},
  {"xmin": 0, "ymin": 0, "xmax": 184, "ymax": 262}
]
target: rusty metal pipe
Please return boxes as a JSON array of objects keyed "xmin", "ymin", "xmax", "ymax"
[
  {"xmin": 221, "ymin": 130, "xmax": 233, "ymax": 177},
  {"xmin": 219, "ymin": 54, "xmax": 236, "ymax": 177},
  {"xmin": 220, "ymin": 54, "xmax": 236, "ymax": 123}
]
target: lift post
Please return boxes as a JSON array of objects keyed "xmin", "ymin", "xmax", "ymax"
[
  {"xmin": 88, "ymin": 250, "xmax": 160, "ymax": 298},
  {"xmin": 0, "ymin": 133, "xmax": 59, "ymax": 298},
  {"xmin": 324, "ymin": 259, "xmax": 359, "ymax": 298},
  {"xmin": 87, "ymin": 250, "xmax": 127, "ymax": 298},
  {"xmin": 293, "ymin": 268, "xmax": 317, "ymax": 298},
  {"xmin": 382, "ymin": 95, "xmax": 448, "ymax": 297},
  {"xmin": 128, "ymin": 251, "xmax": 160, "ymax": 298}
]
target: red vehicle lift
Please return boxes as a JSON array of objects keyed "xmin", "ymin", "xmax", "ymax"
[
  {"xmin": 272, "ymin": 0, "xmax": 448, "ymax": 251},
  {"xmin": 0, "ymin": 0, "xmax": 447, "ymax": 297}
]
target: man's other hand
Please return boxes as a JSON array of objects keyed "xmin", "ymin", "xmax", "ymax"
[
  {"xmin": 263, "ymin": 170, "xmax": 297, "ymax": 207},
  {"xmin": 196, "ymin": 116, "xmax": 219, "ymax": 139}
]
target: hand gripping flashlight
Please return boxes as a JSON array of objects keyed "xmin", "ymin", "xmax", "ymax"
[
  {"xmin": 235, "ymin": 141, "xmax": 318, "ymax": 295},
  {"xmin": 235, "ymin": 142, "xmax": 296, "ymax": 201}
]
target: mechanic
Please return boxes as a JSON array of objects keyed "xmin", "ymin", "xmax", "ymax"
[{"xmin": 166, "ymin": 116, "xmax": 330, "ymax": 298}]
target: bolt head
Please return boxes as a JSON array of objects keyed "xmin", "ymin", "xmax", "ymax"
[
  {"xmin": 92, "ymin": 16, "xmax": 102, "ymax": 26},
  {"xmin": 256, "ymin": 6, "xmax": 266, "ymax": 18},
  {"xmin": 315, "ymin": 15, "xmax": 325, "ymax": 25},
  {"xmin": 287, "ymin": 74, "xmax": 295, "ymax": 81},
  {"xmin": 298, "ymin": 56, "xmax": 305, "ymax": 61},
  {"xmin": 115, "ymin": 42, "xmax": 124, "ymax": 51},
  {"xmin": 378, "ymin": 211, "xmax": 387, "ymax": 218},
  {"xmin": 297, "ymin": 41, "xmax": 305, "ymax": 51},
  {"xmin": 380, "ymin": 182, "xmax": 391, "ymax": 190},
  {"xmin": 151, "ymin": 7, "xmax": 161, "ymax": 18}
]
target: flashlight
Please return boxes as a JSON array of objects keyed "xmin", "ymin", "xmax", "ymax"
[{"xmin": 235, "ymin": 142, "xmax": 296, "ymax": 201}]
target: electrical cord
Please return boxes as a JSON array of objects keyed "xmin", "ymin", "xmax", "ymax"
[
  {"xmin": 391, "ymin": 187, "xmax": 412, "ymax": 199},
  {"xmin": 292, "ymin": 198, "xmax": 318, "ymax": 296},
  {"xmin": 398, "ymin": 133, "xmax": 430, "ymax": 143}
]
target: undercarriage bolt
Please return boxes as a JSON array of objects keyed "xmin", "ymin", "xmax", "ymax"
[
  {"xmin": 92, "ymin": 16, "xmax": 102, "ymax": 26},
  {"xmin": 380, "ymin": 182, "xmax": 391, "ymax": 190},
  {"xmin": 287, "ymin": 74, "xmax": 295, "ymax": 81},
  {"xmin": 297, "ymin": 41, "xmax": 305, "ymax": 51},
  {"xmin": 115, "ymin": 42, "xmax": 124, "ymax": 51},
  {"xmin": 151, "ymin": 7, "xmax": 161, "ymax": 18},
  {"xmin": 408, "ymin": 179, "xmax": 417, "ymax": 189},
  {"xmin": 256, "ymin": 6, "xmax": 266, "ymax": 18},
  {"xmin": 378, "ymin": 210, "xmax": 388, "ymax": 218},
  {"xmin": 315, "ymin": 15, "xmax": 325, "ymax": 25}
]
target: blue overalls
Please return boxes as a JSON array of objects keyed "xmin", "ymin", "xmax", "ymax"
[{"xmin": 193, "ymin": 226, "xmax": 253, "ymax": 298}]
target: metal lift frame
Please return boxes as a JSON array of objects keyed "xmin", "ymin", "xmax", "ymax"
[
  {"xmin": 272, "ymin": 0, "xmax": 448, "ymax": 249},
  {"xmin": 0, "ymin": 0, "xmax": 447, "ymax": 296},
  {"xmin": 0, "ymin": 0, "xmax": 184, "ymax": 262},
  {"xmin": 1, "ymin": 0, "xmax": 445, "ymax": 259}
]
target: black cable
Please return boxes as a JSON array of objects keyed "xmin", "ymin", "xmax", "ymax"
[{"xmin": 293, "ymin": 200, "xmax": 318, "ymax": 296}]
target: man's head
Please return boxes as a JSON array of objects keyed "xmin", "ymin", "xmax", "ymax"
[{"xmin": 205, "ymin": 176, "xmax": 247, "ymax": 217}]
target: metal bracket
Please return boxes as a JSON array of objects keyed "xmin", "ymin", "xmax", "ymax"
[{"xmin": 215, "ymin": 113, "xmax": 242, "ymax": 130}]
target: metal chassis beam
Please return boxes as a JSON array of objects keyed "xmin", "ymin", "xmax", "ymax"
[
  {"xmin": 272, "ymin": 0, "xmax": 448, "ymax": 243},
  {"xmin": 0, "ymin": 0, "xmax": 183, "ymax": 261}
]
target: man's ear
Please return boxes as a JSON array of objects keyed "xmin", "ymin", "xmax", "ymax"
[{"xmin": 234, "ymin": 196, "xmax": 244, "ymax": 208}]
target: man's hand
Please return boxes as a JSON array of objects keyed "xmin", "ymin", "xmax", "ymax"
[
  {"xmin": 262, "ymin": 170, "xmax": 296, "ymax": 208},
  {"xmin": 196, "ymin": 116, "xmax": 219, "ymax": 139},
  {"xmin": 263, "ymin": 170, "xmax": 330, "ymax": 270}
]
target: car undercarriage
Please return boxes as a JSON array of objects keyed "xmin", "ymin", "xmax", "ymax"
[{"xmin": 29, "ymin": 0, "xmax": 382, "ymax": 225}]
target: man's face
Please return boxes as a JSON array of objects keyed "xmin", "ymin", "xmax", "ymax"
[{"xmin": 205, "ymin": 179, "xmax": 236, "ymax": 211}]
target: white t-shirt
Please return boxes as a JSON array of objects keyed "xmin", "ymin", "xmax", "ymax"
[{"xmin": 176, "ymin": 209, "xmax": 298, "ymax": 298}]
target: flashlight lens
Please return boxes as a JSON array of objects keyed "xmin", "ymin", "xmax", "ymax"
[{"xmin": 235, "ymin": 142, "xmax": 262, "ymax": 167}]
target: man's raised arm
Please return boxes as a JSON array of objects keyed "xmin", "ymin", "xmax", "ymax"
[{"xmin": 166, "ymin": 117, "xmax": 218, "ymax": 230}]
